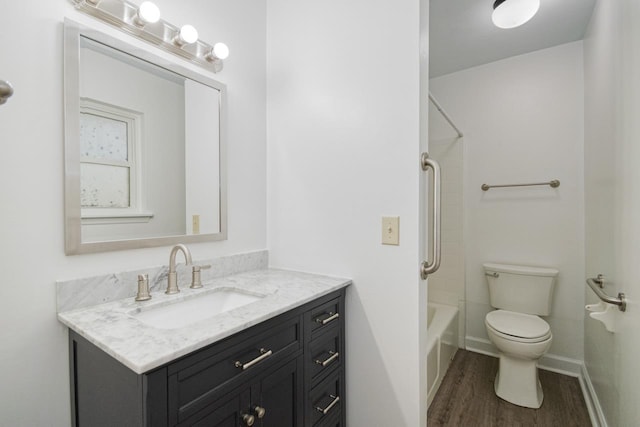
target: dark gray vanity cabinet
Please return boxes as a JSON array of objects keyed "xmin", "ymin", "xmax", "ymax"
[
  {"xmin": 69, "ymin": 289, "xmax": 346, "ymax": 427},
  {"xmin": 303, "ymin": 296, "xmax": 345, "ymax": 426},
  {"xmin": 178, "ymin": 355, "xmax": 303, "ymax": 427}
]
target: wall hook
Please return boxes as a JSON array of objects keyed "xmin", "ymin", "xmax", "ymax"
[{"xmin": 0, "ymin": 80, "xmax": 14, "ymax": 105}]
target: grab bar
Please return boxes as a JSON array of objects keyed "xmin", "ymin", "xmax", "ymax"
[
  {"xmin": 586, "ymin": 276, "xmax": 626, "ymax": 312},
  {"xmin": 481, "ymin": 179, "xmax": 560, "ymax": 191},
  {"xmin": 420, "ymin": 152, "xmax": 441, "ymax": 279}
]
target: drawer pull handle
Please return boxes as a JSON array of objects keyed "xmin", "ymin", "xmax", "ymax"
[
  {"xmin": 315, "ymin": 351, "xmax": 339, "ymax": 367},
  {"xmin": 315, "ymin": 395, "xmax": 340, "ymax": 415},
  {"xmin": 315, "ymin": 312, "xmax": 339, "ymax": 325},
  {"xmin": 235, "ymin": 348, "xmax": 273, "ymax": 370}
]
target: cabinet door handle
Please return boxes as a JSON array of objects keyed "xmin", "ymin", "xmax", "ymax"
[
  {"xmin": 242, "ymin": 413, "xmax": 255, "ymax": 426},
  {"xmin": 234, "ymin": 348, "xmax": 273, "ymax": 370},
  {"xmin": 315, "ymin": 351, "xmax": 339, "ymax": 367},
  {"xmin": 253, "ymin": 406, "xmax": 266, "ymax": 419},
  {"xmin": 315, "ymin": 312, "xmax": 339, "ymax": 325},
  {"xmin": 315, "ymin": 395, "xmax": 340, "ymax": 415}
]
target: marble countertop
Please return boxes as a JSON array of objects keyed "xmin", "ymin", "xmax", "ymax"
[{"xmin": 58, "ymin": 269, "xmax": 351, "ymax": 374}]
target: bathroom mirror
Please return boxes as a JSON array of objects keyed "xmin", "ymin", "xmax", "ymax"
[{"xmin": 64, "ymin": 20, "xmax": 227, "ymax": 254}]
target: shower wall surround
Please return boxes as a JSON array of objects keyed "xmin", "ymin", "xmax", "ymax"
[
  {"xmin": 56, "ymin": 250, "xmax": 268, "ymax": 312},
  {"xmin": 427, "ymin": 136, "xmax": 465, "ymax": 348}
]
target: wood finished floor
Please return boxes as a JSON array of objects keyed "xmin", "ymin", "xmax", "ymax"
[{"xmin": 427, "ymin": 350, "xmax": 591, "ymax": 427}]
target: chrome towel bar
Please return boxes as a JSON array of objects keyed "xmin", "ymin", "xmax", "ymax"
[
  {"xmin": 586, "ymin": 276, "xmax": 626, "ymax": 312},
  {"xmin": 481, "ymin": 179, "xmax": 560, "ymax": 191}
]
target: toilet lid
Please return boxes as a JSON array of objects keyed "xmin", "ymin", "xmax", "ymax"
[{"xmin": 486, "ymin": 310, "xmax": 550, "ymax": 339}]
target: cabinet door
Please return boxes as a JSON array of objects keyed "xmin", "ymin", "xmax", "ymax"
[
  {"xmin": 181, "ymin": 389, "xmax": 251, "ymax": 427},
  {"xmin": 253, "ymin": 356, "xmax": 303, "ymax": 427},
  {"xmin": 168, "ymin": 315, "xmax": 302, "ymax": 424}
]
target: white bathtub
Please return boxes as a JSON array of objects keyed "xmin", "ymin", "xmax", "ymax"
[{"xmin": 427, "ymin": 302, "xmax": 459, "ymax": 408}]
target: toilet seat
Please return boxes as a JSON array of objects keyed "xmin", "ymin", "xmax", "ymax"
[{"xmin": 485, "ymin": 310, "xmax": 551, "ymax": 343}]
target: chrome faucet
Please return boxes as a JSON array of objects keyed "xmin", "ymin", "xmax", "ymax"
[{"xmin": 166, "ymin": 244, "xmax": 193, "ymax": 294}]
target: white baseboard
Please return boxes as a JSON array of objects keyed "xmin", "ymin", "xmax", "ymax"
[
  {"xmin": 465, "ymin": 335, "xmax": 602, "ymax": 427},
  {"xmin": 538, "ymin": 354, "xmax": 582, "ymax": 377},
  {"xmin": 465, "ymin": 335, "xmax": 582, "ymax": 376},
  {"xmin": 465, "ymin": 335, "xmax": 498, "ymax": 358},
  {"xmin": 580, "ymin": 364, "xmax": 608, "ymax": 427}
]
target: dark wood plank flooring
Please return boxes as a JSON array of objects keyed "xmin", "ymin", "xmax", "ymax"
[{"xmin": 427, "ymin": 350, "xmax": 591, "ymax": 427}]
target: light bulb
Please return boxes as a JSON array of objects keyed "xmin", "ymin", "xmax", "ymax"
[
  {"xmin": 492, "ymin": 0, "xmax": 540, "ymax": 29},
  {"xmin": 137, "ymin": 1, "xmax": 160, "ymax": 25},
  {"xmin": 212, "ymin": 43, "xmax": 229, "ymax": 60},
  {"xmin": 177, "ymin": 24, "xmax": 198, "ymax": 45}
]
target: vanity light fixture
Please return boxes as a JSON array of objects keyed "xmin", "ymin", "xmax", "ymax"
[
  {"xmin": 492, "ymin": 0, "xmax": 540, "ymax": 29},
  {"xmin": 133, "ymin": 1, "xmax": 160, "ymax": 27},
  {"xmin": 206, "ymin": 42, "xmax": 229, "ymax": 62},
  {"xmin": 71, "ymin": 0, "xmax": 229, "ymax": 72},
  {"xmin": 174, "ymin": 24, "xmax": 198, "ymax": 46}
]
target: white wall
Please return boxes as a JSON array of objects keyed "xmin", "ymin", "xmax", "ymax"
[
  {"xmin": 583, "ymin": 1, "xmax": 620, "ymax": 423},
  {"xmin": 185, "ymin": 79, "xmax": 221, "ymax": 235},
  {"xmin": 0, "ymin": 1, "xmax": 266, "ymax": 425},
  {"xmin": 584, "ymin": 0, "xmax": 640, "ymax": 425},
  {"xmin": 430, "ymin": 42, "xmax": 586, "ymax": 365},
  {"xmin": 266, "ymin": 1, "xmax": 425, "ymax": 425}
]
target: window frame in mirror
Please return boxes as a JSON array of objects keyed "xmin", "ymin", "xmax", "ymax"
[{"xmin": 64, "ymin": 19, "xmax": 227, "ymax": 255}]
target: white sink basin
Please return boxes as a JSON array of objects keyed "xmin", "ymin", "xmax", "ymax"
[{"xmin": 132, "ymin": 289, "xmax": 263, "ymax": 330}]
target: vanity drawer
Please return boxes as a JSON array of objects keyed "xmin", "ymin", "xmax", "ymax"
[
  {"xmin": 167, "ymin": 315, "xmax": 301, "ymax": 423},
  {"xmin": 316, "ymin": 411, "xmax": 342, "ymax": 427},
  {"xmin": 308, "ymin": 326, "xmax": 342, "ymax": 383},
  {"xmin": 308, "ymin": 369, "xmax": 343, "ymax": 427},
  {"xmin": 306, "ymin": 297, "xmax": 343, "ymax": 338}
]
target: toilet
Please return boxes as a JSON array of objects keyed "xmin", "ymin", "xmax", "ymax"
[{"xmin": 483, "ymin": 262, "xmax": 559, "ymax": 409}]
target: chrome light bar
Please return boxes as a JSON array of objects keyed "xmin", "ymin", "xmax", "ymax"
[{"xmin": 71, "ymin": 0, "xmax": 229, "ymax": 73}]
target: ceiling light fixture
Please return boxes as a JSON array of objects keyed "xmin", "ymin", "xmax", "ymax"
[{"xmin": 492, "ymin": 0, "xmax": 540, "ymax": 29}]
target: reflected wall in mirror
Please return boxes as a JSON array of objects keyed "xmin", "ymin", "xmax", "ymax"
[{"xmin": 64, "ymin": 20, "xmax": 227, "ymax": 254}]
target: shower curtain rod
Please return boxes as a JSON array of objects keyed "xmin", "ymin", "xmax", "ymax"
[{"xmin": 429, "ymin": 93, "xmax": 463, "ymax": 138}]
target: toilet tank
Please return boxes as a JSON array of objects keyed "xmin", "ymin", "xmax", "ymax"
[{"xmin": 483, "ymin": 263, "xmax": 559, "ymax": 316}]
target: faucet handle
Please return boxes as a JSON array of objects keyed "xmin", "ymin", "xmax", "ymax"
[
  {"xmin": 135, "ymin": 274, "xmax": 151, "ymax": 301},
  {"xmin": 190, "ymin": 264, "xmax": 211, "ymax": 289}
]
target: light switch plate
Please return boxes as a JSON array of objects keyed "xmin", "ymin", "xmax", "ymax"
[
  {"xmin": 382, "ymin": 216, "xmax": 400, "ymax": 245},
  {"xmin": 192, "ymin": 214, "xmax": 200, "ymax": 234}
]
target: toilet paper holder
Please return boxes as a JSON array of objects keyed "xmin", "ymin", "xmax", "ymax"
[{"xmin": 586, "ymin": 275, "xmax": 626, "ymax": 312}]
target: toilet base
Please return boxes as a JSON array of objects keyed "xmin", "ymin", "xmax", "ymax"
[{"xmin": 494, "ymin": 353, "xmax": 544, "ymax": 409}]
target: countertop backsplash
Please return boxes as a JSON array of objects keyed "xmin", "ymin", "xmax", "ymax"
[{"xmin": 56, "ymin": 250, "xmax": 268, "ymax": 313}]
